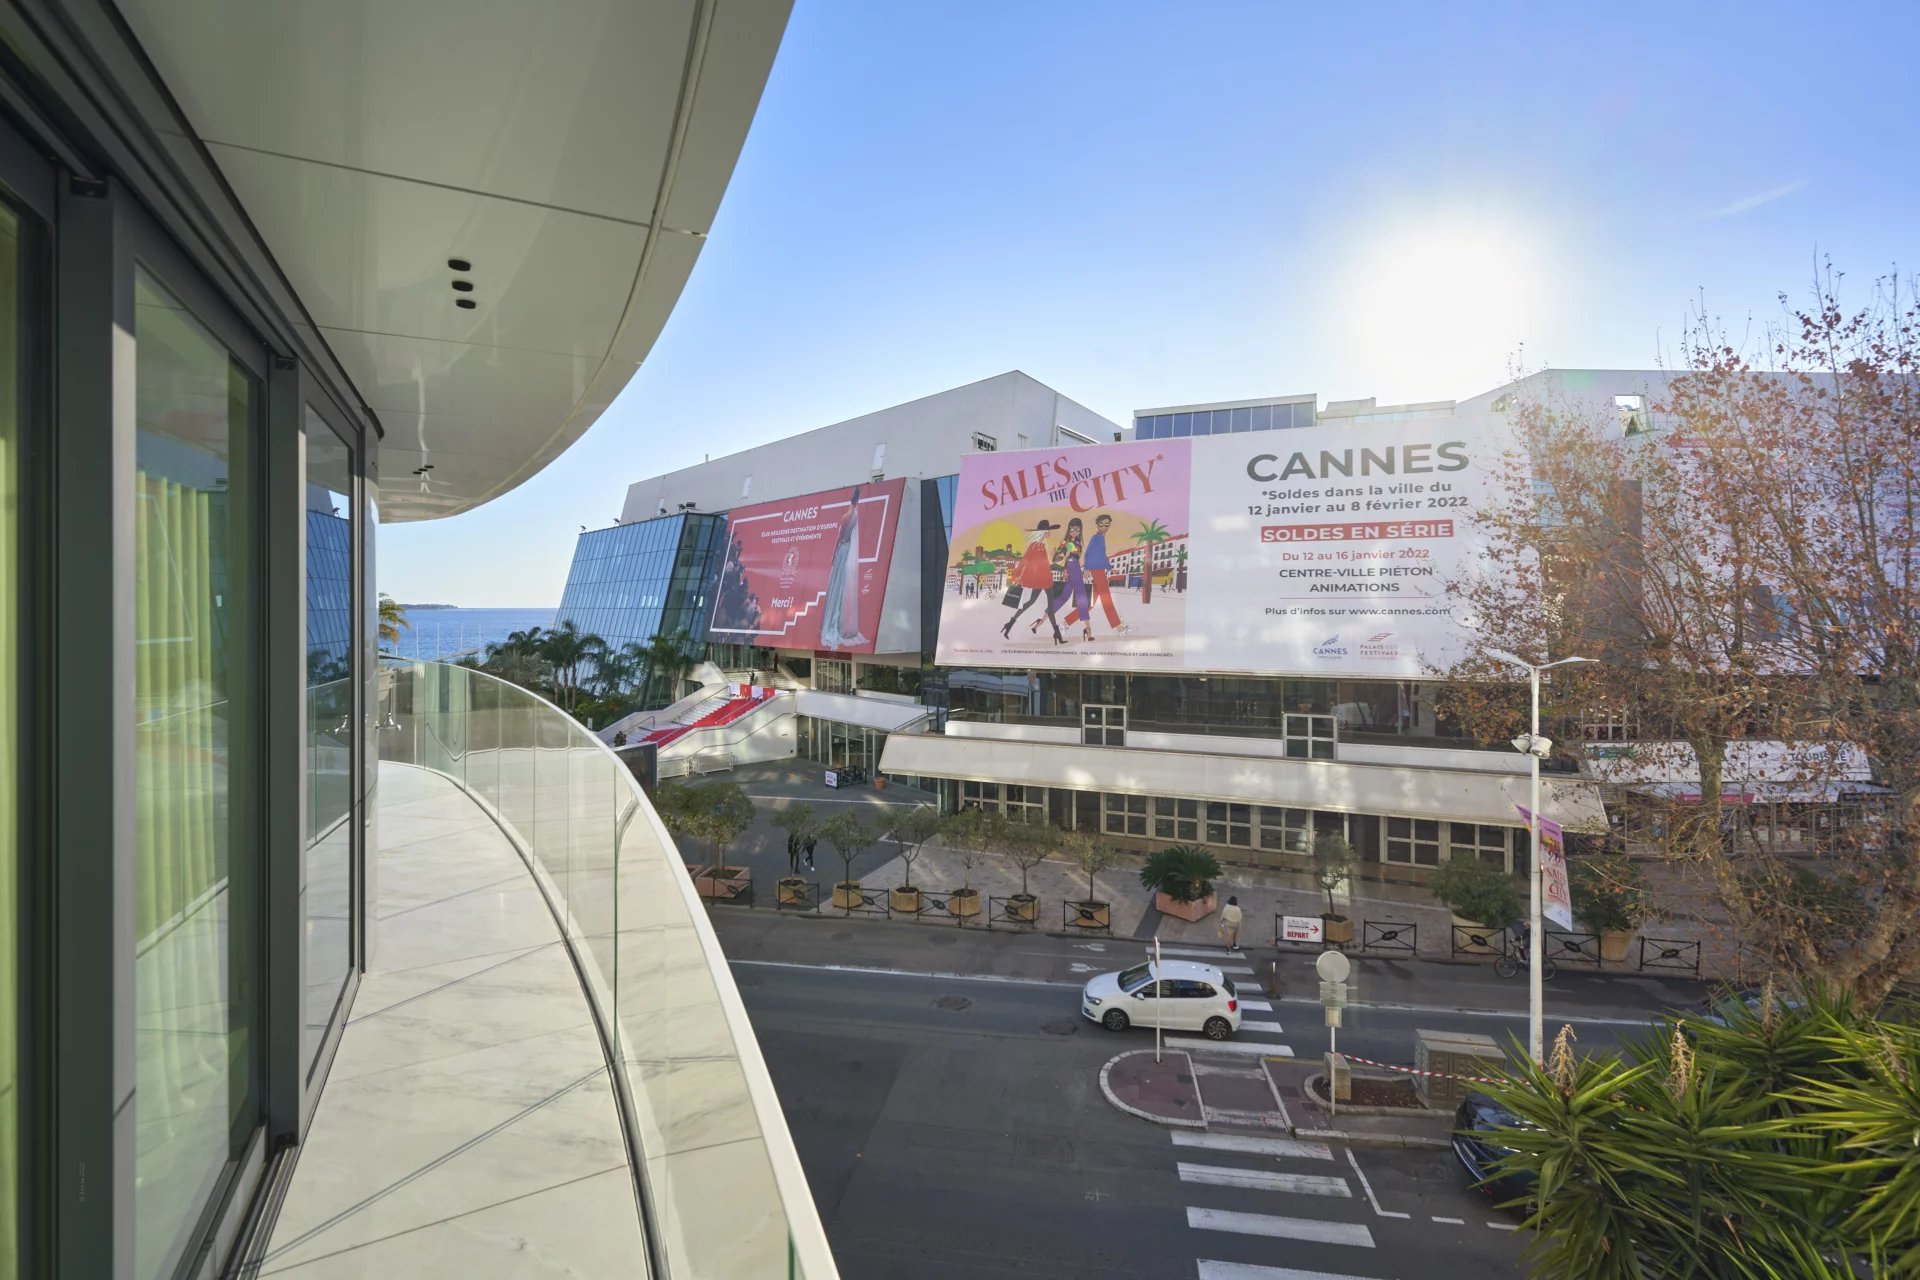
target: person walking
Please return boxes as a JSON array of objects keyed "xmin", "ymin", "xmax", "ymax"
[
  {"xmin": 1001, "ymin": 520, "xmax": 1060, "ymax": 639},
  {"xmin": 802, "ymin": 834, "xmax": 816, "ymax": 873},
  {"xmin": 1065, "ymin": 512, "xmax": 1127, "ymax": 634},
  {"xmin": 785, "ymin": 829, "xmax": 801, "ymax": 876},
  {"xmin": 1218, "ymin": 895, "xmax": 1243, "ymax": 952}
]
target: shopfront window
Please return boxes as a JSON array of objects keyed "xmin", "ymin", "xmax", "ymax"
[
  {"xmin": 1152, "ymin": 796, "xmax": 1199, "ymax": 841},
  {"xmin": 1205, "ymin": 802, "xmax": 1253, "ymax": 848},
  {"xmin": 1384, "ymin": 816, "xmax": 1442, "ymax": 866},
  {"xmin": 133, "ymin": 265, "xmax": 261, "ymax": 1280},
  {"xmin": 1103, "ymin": 793, "xmax": 1148, "ymax": 837},
  {"xmin": 303, "ymin": 409, "xmax": 354, "ymax": 1072},
  {"xmin": 1257, "ymin": 807, "xmax": 1313, "ymax": 855},
  {"xmin": 815, "ymin": 658, "xmax": 853, "ymax": 693},
  {"xmin": 1448, "ymin": 822, "xmax": 1512, "ymax": 871}
]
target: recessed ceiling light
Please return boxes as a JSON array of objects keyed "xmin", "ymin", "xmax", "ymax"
[
  {"xmin": 455, "ymin": 299, "xmax": 477, "ymax": 310},
  {"xmin": 451, "ymin": 280, "xmax": 474, "ymax": 293},
  {"xmin": 447, "ymin": 257, "xmax": 471, "ymax": 272}
]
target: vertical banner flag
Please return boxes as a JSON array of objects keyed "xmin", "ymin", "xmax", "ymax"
[{"xmin": 1517, "ymin": 805, "xmax": 1573, "ymax": 930}]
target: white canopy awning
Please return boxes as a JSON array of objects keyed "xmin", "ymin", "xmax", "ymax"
[
  {"xmin": 794, "ymin": 689, "xmax": 933, "ymax": 734},
  {"xmin": 879, "ymin": 734, "xmax": 1607, "ymax": 833}
]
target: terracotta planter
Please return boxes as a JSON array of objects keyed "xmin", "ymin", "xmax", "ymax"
[
  {"xmin": 1067, "ymin": 900, "xmax": 1111, "ymax": 929},
  {"xmin": 695, "ymin": 865, "xmax": 750, "ymax": 900},
  {"xmin": 776, "ymin": 877, "xmax": 810, "ymax": 906},
  {"xmin": 832, "ymin": 881, "xmax": 864, "ymax": 910},
  {"xmin": 890, "ymin": 886, "xmax": 924, "ymax": 914},
  {"xmin": 1599, "ymin": 929, "xmax": 1633, "ymax": 964},
  {"xmin": 1007, "ymin": 893, "xmax": 1039, "ymax": 922},
  {"xmin": 873, "ymin": 776, "xmax": 887, "ymax": 790},
  {"xmin": 1322, "ymin": 913, "xmax": 1355, "ymax": 945},
  {"xmin": 947, "ymin": 887, "xmax": 982, "ymax": 917},
  {"xmin": 1155, "ymin": 890, "xmax": 1217, "ymax": 923}
]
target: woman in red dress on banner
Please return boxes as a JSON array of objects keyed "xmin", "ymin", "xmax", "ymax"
[{"xmin": 1000, "ymin": 519, "xmax": 1059, "ymax": 640}]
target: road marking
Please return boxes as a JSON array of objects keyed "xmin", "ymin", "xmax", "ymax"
[
  {"xmin": 1238, "ymin": 998, "xmax": 1273, "ymax": 1012},
  {"xmin": 1431, "ymin": 1215, "xmax": 1466, "ymax": 1224},
  {"xmin": 1193, "ymin": 1062, "xmax": 1266, "ymax": 1079},
  {"xmin": 1167, "ymin": 1035, "xmax": 1295, "ymax": 1057},
  {"xmin": 1241, "ymin": 1018, "xmax": 1285, "ymax": 1032},
  {"xmin": 1172, "ymin": 1131, "xmax": 1333, "ymax": 1161},
  {"xmin": 1488, "ymin": 1221, "xmax": 1519, "ymax": 1231},
  {"xmin": 1148, "ymin": 944, "xmax": 1242, "ymax": 958},
  {"xmin": 1345, "ymin": 1148, "xmax": 1411, "ymax": 1219},
  {"xmin": 1197, "ymin": 1263, "xmax": 1389, "ymax": 1280},
  {"xmin": 727, "ymin": 959, "xmax": 1079, "ymax": 988},
  {"xmin": 1187, "ymin": 1207, "xmax": 1375, "ymax": 1248},
  {"xmin": 1178, "ymin": 1162, "xmax": 1352, "ymax": 1197},
  {"xmin": 1269, "ymin": 995, "xmax": 1659, "ymax": 1028},
  {"xmin": 1201, "ymin": 1106, "xmax": 1287, "ymax": 1129}
]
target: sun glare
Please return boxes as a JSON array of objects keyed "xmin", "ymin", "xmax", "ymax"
[{"xmin": 1341, "ymin": 220, "xmax": 1541, "ymax": 397}]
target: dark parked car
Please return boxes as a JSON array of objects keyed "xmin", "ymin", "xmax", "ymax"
[{"xmin": 1452, "ymin": 1091, "xmax": 1536, "ymax": 1205}]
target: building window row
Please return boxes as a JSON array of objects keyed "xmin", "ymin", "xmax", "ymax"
[{"xmin": 1134, "ymin": 402, "xmax": 1314, "ymax": 439}]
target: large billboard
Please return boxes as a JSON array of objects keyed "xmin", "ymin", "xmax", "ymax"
[
  {"xmin": 707, "ymin": 478, "xmax": 907, "ymax": 654},
  {"xmin": 934, "ymin": 415, "xmax": 1511, "ymax": 676}
]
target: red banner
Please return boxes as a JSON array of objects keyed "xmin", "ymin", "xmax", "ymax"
[{"xmin": 706, "ymin": 479, "xmax": 905, "ymax": 653}]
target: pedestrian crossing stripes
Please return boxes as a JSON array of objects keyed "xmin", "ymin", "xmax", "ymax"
[
  {"xmin": 1196, "ymin": 1262, "xmax": 1387, "ymax": 1280},
  {"xmin": 1197, "ymin": 1263, "xmax": 1387, "ymax": 1280},
  {"xmin": 1187, "ymin": 1207, "xmax": 1376, "ymax": 1248},
  {"xmin": 1177, "ymin": 1163, "xmax": 1352, "ymax": 1198},
  {"xmin": 1166, "ymin": 1035, "xmax": 1295, "ymax": 1057},
  {"xmin": 1238, "ymin": 998, "xmax": 1272, "ymax": 1012},
  {"xmin": 1240, "ymin": 1018, "xmax": 1284, "ymax": 1032},
  {"xmin": 1192, "ymin": 1062, "xmax": 1266, "ymax": 1079},
  {"xmin": 1171, "ymin": 1131, "xmax": 1332, "ymax": 1161},
  {"xmin": 1200, "ymin": 1106, "xmax": 1288, "ymax": 1129}
]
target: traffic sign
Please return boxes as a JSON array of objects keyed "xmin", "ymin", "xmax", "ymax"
[{"xmin": 1315, "ymin": 950, "xmax": 1351, "ymax": 984}]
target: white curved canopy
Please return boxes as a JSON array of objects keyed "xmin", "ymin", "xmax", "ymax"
[{"xmin": 119, "ymin": 0, "xmax": 790, "ymax": 520}]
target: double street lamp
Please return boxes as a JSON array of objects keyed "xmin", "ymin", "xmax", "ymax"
[{"xmin": 1485, "ymin": 648, "xmax": 1596, "ymax": 1062}]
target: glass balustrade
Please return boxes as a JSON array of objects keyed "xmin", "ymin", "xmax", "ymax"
[{"xmin": 378, "ymin": 659, "xmax": 834, "ymax": 1279}]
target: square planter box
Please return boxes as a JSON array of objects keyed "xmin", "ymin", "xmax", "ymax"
[
  {"xmin": 1155, "ymin": 890, "xmax": 1216, "ymax": 923},
  {"xmin": 695, "ymin": 866, "xmax": 750, "ymax": 900}
]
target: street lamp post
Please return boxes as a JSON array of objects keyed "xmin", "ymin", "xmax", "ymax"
[{"xmin": 1487, "ymin": 649, "xmax": 1595, "ymax": 1062}]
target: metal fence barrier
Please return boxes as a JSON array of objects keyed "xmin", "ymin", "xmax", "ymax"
[
  {"xmin": 1360, "ymin": 919, "xmax": 1418, "ymax": 956},
  {"xmin": 836, "ymin": 886, "xmax": 892, "ymax": 919},
  {"xmin": 773, "ymin": 879, "xmax": 820, "ymax": 914},
  {"xmin": 988, "ymin": 895, "xmax": 1040, "ymax": 930},
  {"xmin": 1545, "ymin": 930, "xmax": 1601, "ymax": 966},
  {"xmin": 1063, "ymin": 899, "xmax": 1113, "ymax": 935},
  {"xmin": 700, "ymin": 881, "xmax": 755, "ymax": 910},
  {"xmin": 909, "ymin": 888, "xmax": 982, "ymax": 926},
  {"xmin": 1451, "ymin": 922, "xmax": 1508, "ymax": 959},
  {"xmin": 1637, "ymin": 936, "xmax": 1702, "ymax": 976}
]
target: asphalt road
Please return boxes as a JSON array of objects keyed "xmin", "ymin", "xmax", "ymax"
[{"xmin": 734, "ymin": 961, "xmax": 1535, "ymax": 1280}]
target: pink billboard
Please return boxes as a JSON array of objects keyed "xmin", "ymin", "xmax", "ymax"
[
  {"xmin": 936, "ymin": 440, "xmax": 1193, "ymax": 669},
  {"xmin": 706, "ymin": 478, "xmax": 906, "ymax": 654}
]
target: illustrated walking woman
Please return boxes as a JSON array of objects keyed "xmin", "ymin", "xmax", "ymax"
[
  {"xmin": 1000, "ymin": 519, "xmax": 1059, "ymax": 639},
  {"xmin": 1030, "ymin": 517, "xmax": 1091, "ymax": 643},
  {"xmin": 819, "ymin": 486, "xmax": 869, "ymax": 650}
]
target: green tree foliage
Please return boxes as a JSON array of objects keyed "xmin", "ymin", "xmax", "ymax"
[
  {"xmin": 1429, "ymin": 855, "xmax": 1523, "ymax": 927},
  {"xmin": 377, "ymin": 594, "xmax": 410, "ymax": 651},
  {"xmin": 1001, "ymin": 820, "xmax": 1062, "ymax": 899},
  {"xmin": 770, "ymin": 801, "xmax": 819, "ymax": 877},
  {"xmin": 1060, "ymin": 831, "xmax": 1121, "ymax": 903},
  {"xmin": 819, "ymin": 809, "xmax": 874, "ymax": 890},
  {"xmin": 1480, "ymin": 987, "xmax": 1918, "ymax": 1277},
  {"xmin": 1138, "ymin": 844, "xmax": 1221, "ymax": 904},
  {"xmin": 882, "ymin": 805, "xmax": 942, "ymax": 890},
  {"xmin": 1311, "ymin": 832, "xmax": 1358, "ymax": 919}
]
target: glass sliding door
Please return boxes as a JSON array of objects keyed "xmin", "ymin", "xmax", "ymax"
[
  {"xmin": 302, "ymin": 409, "xmax": 354, "ymax": 1073},
  {"xmin": 132, "ymin": 265, "xmax": 261, "ymax": 1280},
  {"xmin": 0, "ymin": 195, "xmax": 27, "ymax": 1280}
]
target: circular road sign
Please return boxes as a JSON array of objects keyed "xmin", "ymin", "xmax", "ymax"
[{"xmin": 1315, "ymin": 949, "xmax": 1352, "ymax": 984}]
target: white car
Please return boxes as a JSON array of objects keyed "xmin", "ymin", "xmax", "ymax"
[{"xmin": 1080, "ymin": 959, "xmax": 1243, "ymax": 1040}]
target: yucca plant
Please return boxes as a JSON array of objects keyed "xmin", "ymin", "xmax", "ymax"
[
  {"xmin": 1138, "ymin": 844, "xmax": 1220, "ymax": 904},
  {"xmin": 1473, "ymin": 987, "xmax": 1913, "ymax": 1278}
]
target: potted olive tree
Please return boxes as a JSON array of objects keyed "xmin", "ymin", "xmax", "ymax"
[
  {"xmin": 1429, "ymin": 856, "xmax": 1523, "ymax": 931},
  {"xmin": 820, "ymin": 809, "xmax": 875, "ymax": 911},
  {"xmin": 770, "ymin": 801, "xmax": 819, "ymax": 906},
  {"xmin": 1311, "ymin": 832, "xmax": 1358, "ymax": 944},
  {"xmin": 1002, "ymin": 819, "xmax": 1060, "ymax": 922},
  {"xmin": 1570, "ymin": 855, "xmax": 1647, "ymax": 963},
  {"xmin": 1061, "ymin": 831, "xmax": 1119, "ymax": 930},
  {"xmin": 688, "ymin": 781, "xmax": 754, "ymax": 900},
  {"xmin": 653, "ymin": 783, "xmax": 706, "ymax": 883},
  {"xmin": 939, "ymin": 808, "xmax": 997, "ymax": 917},
  {"xmin": 1140, "ymin": 844, "xmax": 1221, "ymax": 923},
  {"xmin": 882, "ymin": 805, "xmax": 942, "ymax": 914}
]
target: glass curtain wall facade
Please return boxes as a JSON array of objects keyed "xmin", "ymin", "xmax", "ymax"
[
  {"xmin": 0, "ymin": 56, "xmax": 377, "ymax": 1280},
  {"xmin": 553, "ymin": 512, "xmax": 724, "ymax": 653},
  {"xmin": 1134, "ymin": 401, "xmax": 1315, "ymax": 439}
]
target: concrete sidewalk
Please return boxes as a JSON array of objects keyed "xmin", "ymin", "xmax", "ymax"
[
  {"xmin": 1267, "ymin": 1058, "xmax": 1457, "ymax": 1149},
  {"xmin": 1099, "ymin": 1049, "xmax": 1206, "ymax": 1127}
]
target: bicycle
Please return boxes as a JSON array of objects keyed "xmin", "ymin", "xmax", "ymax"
[{"xmin": 1494, "ymin": 950, "xmax": 1557, "ymax": 980}]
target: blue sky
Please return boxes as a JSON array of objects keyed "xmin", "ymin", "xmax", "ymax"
[{"xmin": 380, "ymin": 0, "xmax": 1920, "ymax": 606}]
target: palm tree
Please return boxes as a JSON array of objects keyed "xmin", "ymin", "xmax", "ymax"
[
  {"xmin": 1173, "ymin": 546, "xmax": 1188, "ymax": 593},
  {"xmin": 1130, "ymin": 519, "xmax": 1172, "ymax": 602},
  {"xmin": 539, "ymin": 619, "xmax": 606, "ymax": 711},
  {"xmin": 642, "ymin": 629, "xmax": 701, "ymax": 706},
  {"xmin": 377, "ymin": 594, "xmax": 411, "ymax": 652},
  {"xmin": 484, "ymin": 626, "xmax": 548, "ymax": 690},
  {"xmin": 595, "ymin": 641, "xmax": 648, "ymax": 700}
]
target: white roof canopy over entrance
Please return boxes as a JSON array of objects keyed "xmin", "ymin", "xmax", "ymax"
[{"xmin": 879, "ymin": 734, "xmax": 1607, "ymax": 832}]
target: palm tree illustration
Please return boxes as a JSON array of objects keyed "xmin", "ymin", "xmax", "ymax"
[{"xmin": 1130, "ymin": 519, "xmax": 1171, "ymax": 602}]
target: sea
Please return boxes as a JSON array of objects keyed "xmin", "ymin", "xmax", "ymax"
[{"xmin": 389, "ymin": 607, "xmax": 557, "ymax": 662}]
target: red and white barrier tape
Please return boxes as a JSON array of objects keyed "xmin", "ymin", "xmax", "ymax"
[{"xmin": 1339, "ymin": 1053, "xmax": 1504, "ymax": 1086}]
